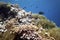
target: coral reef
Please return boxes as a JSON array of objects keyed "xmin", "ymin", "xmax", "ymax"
[{"xmin": 0, "ymin": 2, "xmax": 59, "ymax": 40}]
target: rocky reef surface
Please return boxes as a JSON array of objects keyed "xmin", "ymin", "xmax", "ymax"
[{"xmin": 0, "ymin": 2, "xmax": 59, "ymax": 40}]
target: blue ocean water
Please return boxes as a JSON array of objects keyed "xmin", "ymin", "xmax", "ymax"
[{"xmin": 0, "ymin": 0, "xmax": 60, "ymax": 26}]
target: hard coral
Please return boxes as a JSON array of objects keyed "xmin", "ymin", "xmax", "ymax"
[
  {"xmin": 0, "ymin": 2, "xmax": 57, "ymax": 40},
  {"xmin": 14, "ymin": 29, "xmax": 42, "ymax": 40}
]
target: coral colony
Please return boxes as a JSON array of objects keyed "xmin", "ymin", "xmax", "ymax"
[{"xmin": 0, "ymin": 2, "xmax": 59, "ymax": 40}]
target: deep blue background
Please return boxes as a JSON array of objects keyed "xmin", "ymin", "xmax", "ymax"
[{"xmin": 0, "ymin": 0, "xmax": 60, "ymax": 26}]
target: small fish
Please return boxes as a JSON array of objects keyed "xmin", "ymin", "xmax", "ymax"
[{"xmin": 39, "ymin": 12, "xmax": 44, "ymax": 15}]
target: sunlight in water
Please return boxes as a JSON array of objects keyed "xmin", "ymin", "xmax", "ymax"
[{"xmin": 15, "ymin": 0, "xmax": 18, "ymax": 1}]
